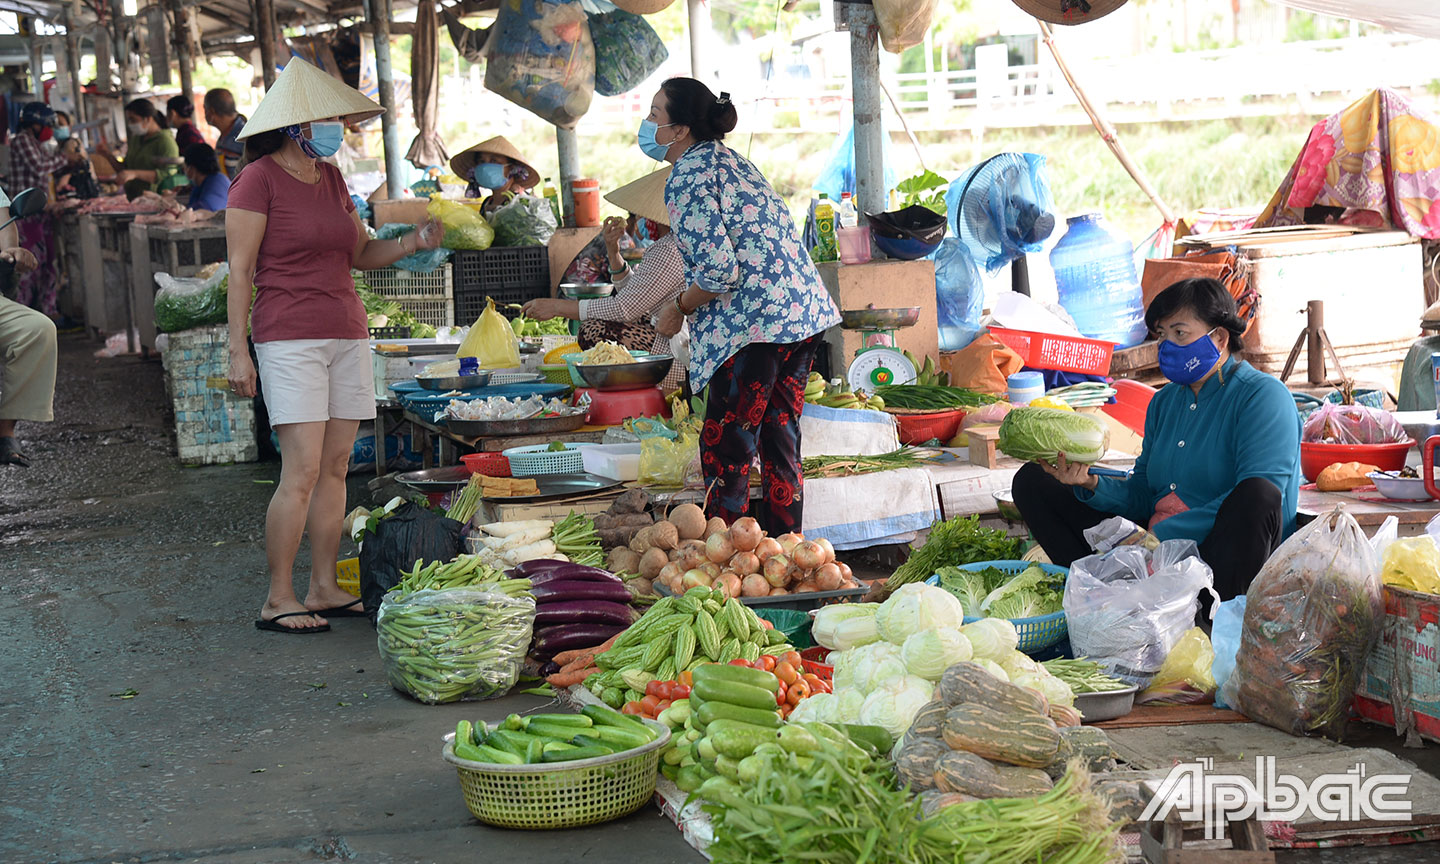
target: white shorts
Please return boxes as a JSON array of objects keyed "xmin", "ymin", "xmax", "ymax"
[{"xmin": 254, "ymin": 338, "xmax": 377, "ymax": 426}]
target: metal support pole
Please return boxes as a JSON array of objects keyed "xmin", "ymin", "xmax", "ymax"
[
  {"xmin": 172, "ymin": 0, "xmax": 193, "ymax": 102},
  {"xmin": 687, "ymin": 0, "xmax": 710, "ymax": 81},
  {"xmin": 364, "ymin": 0, "xmax": 404, "ymax": 200},
  {"xmin": 254, "ymin": 0, "xmax": 278, "ymax": 89},
  {"xmin": 64, "ymin": 17, "xmax": 84, "ymax": 124},
  {"xmin": 1306, "ymin": 300, "xmax": 1325, "ymax": 385},
  {"xmin": 556, "ymin": 127, "xmax": 580, "ymax": 229},
  {"xmin": 849, "ymin": 3, "xmax": 884, "ymax": 220}
]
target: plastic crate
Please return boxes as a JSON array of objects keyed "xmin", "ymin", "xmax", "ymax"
[
  {"xmin": 337, "ymin": 557, "xmax": 361, "ymax": 597},
  {"xmin": 366, "ymin": 266, "xmax": 456, "ymax": 329},
  {"xmin": 754, "ymin": 608, "xmax": 814, "ymax": 650},
  {"xmin": 501, "ymin": 443, "xmax": 597, "ymax": 476},
  {"xmin": 149, "ymin": 230, "xmax": 227, "ymax": 277},
  {"xmin": 369, "ymin": 326, "xmax": 412, "ymax": 340},
  {"xmin": 453, "ymin": 247, "xmax": 551, "ymax": 324},
  {"xmin": 988, "ymin": 327, "xmax": 1115, "ymax": 376}
]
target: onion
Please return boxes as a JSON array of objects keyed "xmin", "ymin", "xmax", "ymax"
[
  {"xmin": 729, "ymin": 551, "xmax": 761, "ymax": 576},
  {"xmin": 763, "ymin": 555, "xmax": 791, "ymax": 587},
  {"xmin": 754, "ymin": 537, "xmax": 783, "ymax": 561},
  {"xmin": 677, "ymin": 540, "xmax": 707, "ymax": 571},
  {"xmin": 741, "ymin": 573, "xmax": 770, "ymax": 597},
  {"xmin": 814, "ymin": 538, "xmax": 836, "ymax": 566},
  {"xmin": 792, "ymin": 541, "xmax": 825, "ymax": 572},
  {"xmin": 699, "ymin": 561, "xmax": 721, "ymax": 580},
  {"xmin": 815, "ymin": 562, "xmax": 843, "ymax": 591},
  {"xmin": 795, "ymin": 580, "xmax": 820, "ymax": 593},
  {"xmin": 729, "ymin": 517, "xmax": 762, "ymax": 552},
  {"xmin": 706, "ymin": 531, "xmax": 736, "ymax": 564},
  {"xmin": 706, "ymin": 516, "xmax": 729, "ymax": 537},
  {"xmin": 716, "ymin": 571, "xmax": 742, "ymax": 598},
  {"xmin": 768, "ymin": 586, "xmax": 790, "ymax": 596},
  {"xmin": 836, "ymin": 561, "xmax": 854, "ymax": 582},
  {"xmin": 682, "ymin": 568, "xmax": 713, "ymax": 589},
  {"xmin": 659, "ymin": 562, "xmax": 682, "ymax": 584},
  {"xmin": 777, "ymin": 533, "xmax": 804, "ymax": 555}
]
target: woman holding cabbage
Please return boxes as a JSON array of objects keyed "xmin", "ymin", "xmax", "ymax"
[{"xmin": 1011, "ymin": 278, "xmax": 1301, "ymax": 602}]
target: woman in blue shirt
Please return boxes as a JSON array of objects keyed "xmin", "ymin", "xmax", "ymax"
[
  {"xmin": 183, "ymin": 143, "xmax": 231, "ymax": 212},
  {"xmin": 1012, "ymin": 278, "xmax": 1301, "ymax": 601},
  {"xmin": 650, "ymin": 78, "xmax": 841, "ymax": 534}
]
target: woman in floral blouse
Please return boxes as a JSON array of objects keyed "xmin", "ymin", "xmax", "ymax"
[{"xmin": 651, "ymin": 77, "xmax": 841, "ymax": 534}]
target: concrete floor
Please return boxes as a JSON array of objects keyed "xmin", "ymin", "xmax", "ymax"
[{"xmin": 5, "ymin": 333, "xmax": 1440, "ymax": 864}]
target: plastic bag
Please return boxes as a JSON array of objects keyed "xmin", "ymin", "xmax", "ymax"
[
  {"xmin": 1211, "ymin": 596, "xmax": 1246, "ymax": 710},
  {"xmin": 457, "ymin": 297, "xmax": 522, "ymax": 369},
  {"xmin": 1220, "ymin": 506, "xmax": 1385, "ymax": 739},
  {"xmin": 638, "ymin": 433, "xmax": 698, "ymax": 487},
  {"xmin": 939, "ymin": 332, "xmax": 1022, "ymax": 396},
  {"xmin": 375, "ymin": 223, "xmax": 454, "ymax": 272},
  {"xmin": 1064, "ymin": 540, "xmax": 1220, "ymax": 689},
  {"xmin": 873, "ymin": 0, "xmax": 938, "ymax": 53},
  {"xmin": 933, "ymin": 238, "xmax": 985, "ymax": 351},
  {"xmin": 358, "ymin": 502, "xmax": 466, "ymax": 620},
  {"xmin": 488, "ymin": 193, "xmax": 558, "ymax": 247},
  {"xmin": 376, "ymin": 587, "xmax": 534, "ymax": 703},
  {"xmin": 153, "ymin": 263, "xmax": 229, "ymax": 333},
  {"xmin": 427, "ymin": 196, "xmax": 494, "ymax": 251},
  {"xmin": 1136, "ymin": 627, "xmax": 1216, "ymax": 705},
  {"xmin": 1300, "ymin": 401, "xmax": 1407, "ymax": 445},
  {"xmin": 588, "ymin": 9, "xmax": 668, "ymax": 97},
  {"xmin": 485, "ymin": 0, "xmax": 594, "ymax": 128}
]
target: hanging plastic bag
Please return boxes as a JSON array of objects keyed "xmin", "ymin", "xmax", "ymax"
[
  {"xmin": 933, "ymin": 238, "xmax": 985, "ymax": 351},
  {"xmin": 427, "ymin": 197, "xmax": 494, "ymax": 251},
  {"xmin": 357, "ymin": 502, "xmax": 466, "ymax": 620},
  {"xmin": 1220, "ymin": 506, "xmax": 1385, "ymax": 740},
  {"xmin": 1136, "ymin": 627, "xmax": 1216, "ymax": 705},
  {"xmin": 1300, "ymin": 401, "xmax": 1407, "ymax": 445},
  {"xmin": 1210, "ymin": 596, "xmax": 1246, "ymax": 710},
  {"xmin": 375, "ymin": 223, "xmax": 454, "ymax": 273},
  {"xmin": 485, "ymin": 0, "xmax": 595, "ymax": 129},
  {"xmin": 638, "ymin": 433, "xmax": 698, "ymax": 488},
  {"xmin": 153, "ymin": 263, "xmax": 229, "ymax": 333},
  {"xmin": 587, "ymin": 8, "xmax": 668, "ymax": 97},
  {"xmin": 457, "ymin": 297, "xmax": 522, "ymax": 369},
  {"xmin": 376, "ymin": 587, "xmax": 534, "ymax": 703},
  {"xmin": 488, "ymin": 193, "xmax": 558, "ymax": 247},
  {"xmin": 1064, "ymin": 540, "xmax": 1219, "ymax": 689},
  {"xmin": 873, "ymin": 0, "xmax": 938, "ymax": 54},
  {"xmin": 939, "ymin": 332, "xmax": 1023, "ymax": 396}
]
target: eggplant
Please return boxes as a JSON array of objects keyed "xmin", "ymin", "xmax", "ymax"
[
  {"xmin": 530, "ymin": 623, "xmax": 627, "ymax": 661},
  {"xmin": 532, "ymin": 579, "xmax": 633, "ymax": 605},
  {"xmin": 526, "ymin": 566, "xmax": 623, "ymax": 586},
  {"xmin": 539, "ymin": 660, "xmax": 561, "ymax": 677},
  {"xmin": 533, "ymin": 600, "xmax": 636, "ymax": 628},
  {"xmin": 509, "ymin": 559, "xmax": 574, "ymax": 578}
]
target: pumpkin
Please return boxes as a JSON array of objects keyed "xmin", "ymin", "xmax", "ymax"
[
  {"xmin": 892, "ymin": 735, "xmax": 949, "ymax": 792},
  {"xmin": 941, "ymin": 703, "xmax": 1061, "ymax": 768},
  {"xmin": 1049, "ymin": 703, "xmax": 1083, "ymax": 728},
  {"xmin": 937, "ymin": 662, "xmax": 1048, "ymax": 716},
  {"xmin": 918, "ymin": 790, "xmax": 978, "ymax": 816},
  {"xmin": 908, "ymin": 700, "xmax": 948, "ymax": 739}
]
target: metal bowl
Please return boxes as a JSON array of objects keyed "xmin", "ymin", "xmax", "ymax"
[
  {"xmin": 1368, "ymin": 471, "xmax": 1433, "ymax": 501},
  {"xmin": 1074, "ymin": 686, "xmax": 1138, "ymax": 723},
  {"xmin": 992, "ymin": 489, "xmax": 1023, "ymax": 522},
  {"xmin": 417, "ymin": 370, "xmax": 494, "ymax": 391},
  {"xmin": 839, "ymin": 306, "xmax": 922, "ymax": 330},
  {"xmin": 574, "ymin": 354, "xmax": 674, "ymax": 391},
  {"xmin": 559, "ymin": 281, "xmax": 615, "ymax": 299}
]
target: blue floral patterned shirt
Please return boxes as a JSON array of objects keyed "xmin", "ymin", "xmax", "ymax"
[{"xmin": 665, "ymin": 141, "xmax": 841, "ymax": 391}]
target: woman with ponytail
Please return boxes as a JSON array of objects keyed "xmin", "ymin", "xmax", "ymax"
[{"xmin": 647, "ymin": 77, "xmax": 841, "ymax": 535}]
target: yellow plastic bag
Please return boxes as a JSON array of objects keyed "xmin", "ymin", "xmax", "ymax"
[
  {"xmin": 1136, "ymin": 627, "xmax": 1216, "ymax": 705},
  {"xmin": 1382, "ymin": 536, "xmax": 1440, "ymax": 594},
  {"xmin": 638, "ymin": 434, "xmax": 698, "ymax": 488},
  {"xmin": 457, "ymin": 298, "xmax": 521, "ymax": 369},
  {"xmin": 427, "ymin": 196, "xmax": 494, "ymax": 251}
]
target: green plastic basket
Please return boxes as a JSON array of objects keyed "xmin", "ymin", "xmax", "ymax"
[{"xmin": 755, "ymin": 607, "xmax": 814, "ymax": 650}]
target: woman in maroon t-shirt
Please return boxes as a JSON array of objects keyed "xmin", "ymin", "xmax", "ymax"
[{"xmin": 226, "ymin": 59, "xmax": 442, "ymax": 635}]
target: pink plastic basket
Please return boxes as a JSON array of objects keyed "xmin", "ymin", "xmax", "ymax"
[{"xmin": 988, "ymin": 327, "xmax": 1116, "ymax": 376}]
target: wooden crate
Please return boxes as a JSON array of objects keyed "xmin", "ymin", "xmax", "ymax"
[{"xmin": 477, "ymin": 492, "xmax": 618, "ymax": 526}]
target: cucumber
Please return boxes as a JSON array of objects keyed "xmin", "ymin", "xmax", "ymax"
[
  {"xmin": 693, "ymin": 678, "xmax": 778, "ymax": 712},
  {"xmin": 542, "ymin": 745, "xmax": 613, "ymax": 763},
  {"xmin": 841, "ymin": 724, "xmax": 894, "ymax": 756},
  {"xmin": 696, "ymin": 699, "xmax": 782, "ymax": 729},
  {"xmin": 585, "ymin": 723, "xmax": 655, "ymax": 750},
  {"xmin": 525, "ymin": 713, "xmax": 593, "ymax": 728},
  {"xmin": 526, "ymin": 720, "xmax": 595, "ymax": 741},
  {"xmin": 570, "ymin": 735, "xmax": 617, "ymax": 754},
  {"xmin": 473, "ymin": 743, "xmax": 523, "ymax": 765},
  {"xmin": 693, "ymin": 662, "xmax": 780, "ymax": 693},
  {"xmin": 525, "ymin": 738, "xmax": 545, "ymax": 764},
  {"xmin": 583, "ymin": 703, "xmax": 653, "ymax": 733},
  {"xmin": 707, "ymin": 718, "xmax": 780, "ymax": 759}
]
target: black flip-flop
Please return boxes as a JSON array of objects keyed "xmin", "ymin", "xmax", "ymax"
[
  {"xmin": 255, "ymin": 611, "xmax": 331, "ymax": 634},
  {"xmin": 312, "ymin": 598, "xmax": 366, "ymax": 618},
  {"xmin": 0, "ymin": 437, "xmax": 29, "ymax": 468}
]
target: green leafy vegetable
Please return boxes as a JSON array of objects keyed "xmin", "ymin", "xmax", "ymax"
[
  {"xmin": 980, "ymin": 564, "xmax": 1063, "ymax": 618},
  {"xmin": 872, "ymin": 384, "xmax": 997, "ymax": 411},
  {"xmin": 895, "ymin": 169, "xmax": 949, "ymax": 216},
  {"xmin": 887, "ymin": 516, "xmax": 1025, "ymax": 594},
  {"xmin": 997, "ymin": 406, "xmax": 1110, "ymax": 464}
]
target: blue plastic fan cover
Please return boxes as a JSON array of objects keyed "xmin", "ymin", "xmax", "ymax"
[
  {"xmin": 933, "ymin": 237, "xmax": 985, "ymax": 351},
  {"xmin": 945, "ymin": 152, "xmax": 1056, "ymax": 274}
]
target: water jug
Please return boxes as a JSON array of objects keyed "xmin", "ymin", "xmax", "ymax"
[{"xmin": 1050, "ymin": 213, "xmax": 1148, "ymax": 348}]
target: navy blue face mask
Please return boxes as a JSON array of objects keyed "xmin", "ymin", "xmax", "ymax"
[{"xmin": 1157, "ymin": 327, "xmax": 1220, "ymax": 385}]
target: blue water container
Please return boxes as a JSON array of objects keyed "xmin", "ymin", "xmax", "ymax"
[{"xmin": 1050, "ymin": 213, "xmax": 1149, "ymax": 348}]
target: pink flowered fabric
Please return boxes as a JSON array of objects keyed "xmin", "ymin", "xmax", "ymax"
[
  {"xmin": 665, "ymin": 141, "xmax": 841, "ymax": 391},
  {"xmin": 1257, "ymin": 87, "xmax": 1440, "ymax": 240}
]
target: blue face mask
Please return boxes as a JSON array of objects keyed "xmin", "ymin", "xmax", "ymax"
[
  {"xmin": 285, "ymin": 121, "xmax": 344, "ymax": 159},
  {"xmin": 1156, "ymin": 327, "xmax": 1221, "ymax": 385},
  {"xmin": 54, "ymin": 126, "xmax": 70, "ymax": 142},
  {"xmin": 472, "ymin": 162, "xmax": 508, "ymax": 190},
  {"xmin": 637, "ymin": 120, "xmax": 674, "ymax": 162},
  {"xmin": 633, "ymin": 217, "xmax": 657, "ymax": 249}
]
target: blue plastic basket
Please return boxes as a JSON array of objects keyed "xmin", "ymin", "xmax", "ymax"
[{"xmin": 926, "ymin": 560, "xmax": 1069, "ymax": 655}]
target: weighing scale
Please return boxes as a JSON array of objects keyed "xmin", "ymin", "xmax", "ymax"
[{"xmin": 839, "ymin": 305, "xmax": 922, "ymax": 393}]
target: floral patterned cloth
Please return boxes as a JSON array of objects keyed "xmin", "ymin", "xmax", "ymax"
[
  {"xmin": 1256, "ymin": 87, "xmax": 1440, "ymax": 239},
  {"xmin": 666, "ymin": 141, "xmax": 840, "ymax": 392}
]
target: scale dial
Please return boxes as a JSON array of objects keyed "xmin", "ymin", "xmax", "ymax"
[{"xmin": 847, "ymin": 346, "xmax": 918, "ymax": 394}]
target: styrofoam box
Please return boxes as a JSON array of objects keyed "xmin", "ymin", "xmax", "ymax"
[{"xmin": 582, "ymin": 443, "xmax": 643, "ymax": 482}]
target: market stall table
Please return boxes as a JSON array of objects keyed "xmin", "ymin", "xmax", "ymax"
[
  {"xmin": 1298, "ymin": 486, "xmax": 1440, "ymax": 536},
  {"xmin": 400, "ymin": 409, "xmax": 608, "ymax": 468},
  {"xmin": 79, "ymin": 212, "xmax": 138, "ymax": 346}
]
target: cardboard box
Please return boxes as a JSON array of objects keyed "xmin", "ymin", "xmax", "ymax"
[
  {"xmin": 1354, "ymin": 585, "xmax": 1440, "ymax": 745},
  {"xmin": 371, "ymin": 198, "xmax": 432, "ymax": 228},
  {"xmin": 814, "ymin": 259, "xmax": 939, "ymax": 384}
]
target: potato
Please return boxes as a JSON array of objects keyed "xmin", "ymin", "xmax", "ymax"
[
  {"xmin": 640, "ymin": 547, "xmax": 669, "ymax": 580},
  {"xmin": 608, "ymin": 547, "xmax": 642, "ymax": 574}
]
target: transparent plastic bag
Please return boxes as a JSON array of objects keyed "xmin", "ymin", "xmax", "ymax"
[
  {"xmin": 375, "ymin": 223, "xmax": 453, "ymax": 273},
  {"xmin": 153, "ymin": 263, "xmax": 229, "ymax": 333},
  {"xmin": 1136, "ymin": 627, "xmax": 1216, "ymax": 705},
  {"xmin": 1220, "ymin": 506, "xmax": 1384, "ymax": 739},
  {"xmin": 588, "ymin": 9, "xmax": 668, "ymax": 98},
  {"xmin": 485, "ymin": 0, "xmax": 594, "ymax": 128},
  {"xmin": 427, "ymin": 196, "xmax": 495, "ymax": 251},
  {"xmin": 1063, "ymin": 540, "xmax": 1219, "ymax": 689},
  {"xmin": 1210, "ymin": 596, "xmax": 1247, "ymax": 710},
  {"xmin": 1300, "ymin": 401, "xmax": 1407, "ymax": 445},
  {"xmin": 488, "ymin": 193, "xmax": 557, "ymax": 247},
  {"xmin": 638, "ymin": 433, "xmax": 698, "ymax": 487},
  {"xmin": 376, "ymin": 587, "xmax": 535, "ymax": 704},
  {"xmin": 873, "ymin": 0, "xmax": 938, "ymax": 53}
]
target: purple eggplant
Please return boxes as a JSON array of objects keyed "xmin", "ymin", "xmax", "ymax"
[
  {"xmin": 539, "ymin": 660, "xmax": 561, "ymax": 677},
  {"xmin": 526, "ymin": 568, "xmax": 623, "ymax": 587},
  {"xmin": 509, "ymin": 559, "xmax": 574, "ymax": 578},
  {"xmin": 533, "ymin": 600, "xmax": 636, "ymax": 628},
  {"xmin": 532, "ymin": 580, "xmax": 633, "ymax": 605},
  {"xmin": 530, "ymin": 623, "xmax": 627, "ymax": 660}
]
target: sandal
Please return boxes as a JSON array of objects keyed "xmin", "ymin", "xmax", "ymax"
[
  {"xmin": 0, "ymin": 437, "xmax": 29, "ymax": 467},
  {"xmin": 254, "ymin": 611, "xmax": 331, "ymax": 634}
]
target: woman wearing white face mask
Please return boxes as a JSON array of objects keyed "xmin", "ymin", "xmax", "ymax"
[
  {"xmin": 100, "ymin": 99, "xmax": 179, "ymax": 197},
  {"xmin": 449, "ymin": 136, "xmax": 539, "ymax": 217},
  {"xmin": 1011, "ymin": 278, "xmax": 1301, "ymax": 604},
  {"xmin": 225, "ymin": 59, "xmax": 444, "ymax": 635}
]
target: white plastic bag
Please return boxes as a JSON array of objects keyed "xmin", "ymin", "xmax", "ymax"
[{"xmin": 1063, "ymin": 540, "xmax": 1219, "ymax": 688}]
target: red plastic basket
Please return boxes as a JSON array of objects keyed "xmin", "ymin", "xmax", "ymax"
[
  {"xmin": 988, "ymin": 327, "xmax": 1116, "ymax": 375},
  {"xmin": 892, "ymin": 409, "xmax": 966, "ymax": 445},
  {"xmin": 461, "ymin": 452, "xmax": 511, "ymax": 477},
  {"xmin": 800, "ymin": 646, "xmax": 832, "ymax": 681}
]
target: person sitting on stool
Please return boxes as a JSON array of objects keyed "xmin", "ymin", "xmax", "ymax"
[
  {"xmin": 1011, "ymin": 277, "xmax": 1301, "ymax": 603},
  {"xmin": 0, "ymin": 189, "xmax": 50, "ymax": 467}
]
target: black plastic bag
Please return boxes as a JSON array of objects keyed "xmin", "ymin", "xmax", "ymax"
[{"xmin": 358, "ymin": 503, "xmax": 465, "ymax": 621}]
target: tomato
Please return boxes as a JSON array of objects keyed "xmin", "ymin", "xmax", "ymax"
[
  {"xmin": 679, "ymin": 670, "xmax": 694, "ymax": 687},
  {"xmin": 728, "ymin": 658, "xmax": 752, "ymax": 667},
  {"xmin": 779, "ymin": 703, "xmax": 792, "ymax": 718},
  {"xmin": 645, "ymin": 680, "xmax": 664, "ymax": 699},
  {"xmin": 802, "ymin": 673, "xmax": 826, "ymax": 693},
  {"xmin": 656, "ymin": 699, "xmax": 672, "ymax": 713},
  {"xmin": 755, "ymin": 655, "xmax": 777, "ymax": 673},
  {"xmin": 774, "ymin": 661, "xmax": 800, "ymax": 686},
  {"xmin": 760, "ymin": 619, "xmax": 775, "ymax": 630},
  {"xmin": 775, "ymin": 683, "xmax": 788, "ymax": 706},
  {"xmin": 781, "ymin": 650, "xmax": 803, "ymax": 668},
  {"xmin": 622, "ymin": 701, "xmax": 644, "ymax": 715},
  {"xmin": 640, "ymin": 694, "xmax": 661, "ymax": 715},
  {"xmin": 672, "ymin": 684, "xmax": 691, "ymax": 699},
  {"xmin": 787, "ymin": 680, "xmax": 811, "ymax": 704}
]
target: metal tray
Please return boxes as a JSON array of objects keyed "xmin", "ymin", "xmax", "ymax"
[
  {"xmin": 654, "ymin": 581, "xmax": 867, "ymax": 611},
  {"xmin": 839, "ymin": 306, "xmax": 922, "ymax": 331},
  {"xmin": 445, "ymin": 413, "xmax": 588, "ymax": 438},
  {"xmin": 490, "ymin": 472, "xmax": 623, "ymax": 502},
  {"xmin": 560, "ymin": 281, "xmax": 615, "ymax": 299},
  {"xmin": 1074, "ymin": 686, "xmax": 1138, "ymax": 723},
  {"xmin": 395, "ymin": 465, "xmax": 473, "ymax": 492},
  {"xmin": 417, "ymin": 371, "xmax": 494, "ymax": 391},
  {"xmin": 372, "ymin": 343, "xmax": 460, "ymax": 357}
]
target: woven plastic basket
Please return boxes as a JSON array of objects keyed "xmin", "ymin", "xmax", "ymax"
[
  {"xmin": 927, "ymin": 560, "xmax": 1069, "ymax": 655},
  {"xmin": 502, "ymin": 443, "xmax": 596, "ymax": 476},
  {"xmin": 442, "ymin": 719, "xmax": 670, "ymax": 829},
  {"xmin": 539, "ymin": 364, "xmax": 573, "ymax": 386},
  {"xmin": 461, "ymin": 452, "xmax": 511, "ymax": 477},
  {"xmin": 337, "ymin": 557, "xmax": 361, "ymax": 597}
]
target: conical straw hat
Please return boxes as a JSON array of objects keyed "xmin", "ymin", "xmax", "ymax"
[
  {"xmin": 449, "ymin": 136, "xmax": 539, "ymax": 188},
  {"xmin": 1010, "ymin": 0, "xmax": 1127, "ymax": 25},
  {"xmin": 239, "ymin": 57, "xmax": 384, "ymax": 139},
  {"xmin": 612, "ymin": 0, "xmax": 676, "ymax": 13},
  {"xmin": 604, "ymin": 166, "xmax": 672, "ymax": 226}
]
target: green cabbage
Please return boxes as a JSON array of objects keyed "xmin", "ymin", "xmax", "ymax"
[
  {"xmin": 900, "ymin": 627, "xmax": 973, "ymax": 681},
  {"xmin": 997, "ymin": 406, "xmax": 1110, "ymax": 464},
  {"xmin": 858, "ymin": 674, "xmax": 935, "ymax": 737},
  {"xmin": 813, "ymin": 603, "xmax": 882, "ymax": 651},
  {"xmin": 960, "ymin": 619, "xmax": 1019, "ymax": 660},
  {"xmin": 874, "ymin": 583, "xmax": 965, "ymax": 644}
]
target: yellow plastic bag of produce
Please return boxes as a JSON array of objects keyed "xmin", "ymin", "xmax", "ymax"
[
  {"xmin": 1382, "ymin": 536, "xmax": 1440, "ymax": 594},
  {"xmin": 457, "ymin": 297, "xmax": 521, "ymax": 369},
  {"xmin": 1136, "ymin": 627, "xmax": 1216, "ymax": 706},
  {"xmin": 428, "ymin": 196, "xmax": 494, "ymax": 251},
  {"xmin": 638, "ymin": 433, "xmax": 698, "ymax": 488}
]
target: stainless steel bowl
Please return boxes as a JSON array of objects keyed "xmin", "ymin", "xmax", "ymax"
[
  {"xmin": 559, "ymin": 282, "xmax": 616, "ymax": 299},
  {"xmin": 1368, "ymin": 471, "xmax": 1433, "ymax": 501},
  {"xmin": 417, "ymin": 370, "xmax": 494, "ymax": 391},
  {"xmin": 574, "ymin": 355, "xmax": 674, "ymax": 391},
  {"xmin": 839, "ymin": 306, "xmax": 922, "ymax": 330}
]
